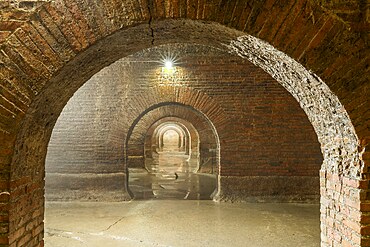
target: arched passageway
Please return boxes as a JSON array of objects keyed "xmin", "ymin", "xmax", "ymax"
[
  {"xmin": 11, "ymin": 25, "xmax": 349, "ymax": 245},
  {"xmin": 154, "ymin": 122, "xmax": 191, "ymax": 154},
  {"xmin": 0, "ymin": 1, "xmax": 368, "ymax": 246},
  {"xmin": 44, "ymin": 42, "xmax": 323, "ymax": 246},
  {"xmin": 145, "ymin": 118, "xmax": 198, "ymax": 157},
  {"xmin": 159, "ymin": 127, "xmax": 184, "ymax": 152},
  {"xmin": 126, "ymin": 103, "xmax": 219, "ymax": 200}
]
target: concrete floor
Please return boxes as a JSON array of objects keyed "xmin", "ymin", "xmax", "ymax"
[{"xmin": 45, "ymin": 200, "xmax": 320, "ymax": 247}]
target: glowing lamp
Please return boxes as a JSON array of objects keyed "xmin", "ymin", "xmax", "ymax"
[
  {"xmin": 165, "ymin": 60, "xmax": 173, "ymax": 69},
  {"xmin": 162, "ymin": 59, "xmax": 176, "ymax": 76}
]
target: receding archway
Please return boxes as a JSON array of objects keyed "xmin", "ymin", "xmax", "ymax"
[
  {"xmin": 158, "ymin": 126, "xmax": 184, "ymax": 152},
  {"xmin": 154, "ymin": 122, "xmax": 191, "ymax": 155},
  {"xmin": 3, "ymin": 15, "xmax": 362, "ymax": 246},
  {"xmin": 126, "ymin": 102, "xmax": 220, "ymax": 200},
  {"xmin": 144, "ymin": 117, "xmax": 200, "ymax": 160}
]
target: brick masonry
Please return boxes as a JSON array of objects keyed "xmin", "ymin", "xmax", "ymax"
[
  {"xmin": 128, "ymin": 109, "xmax": 213, "ymax": 171},
  {"xmin": 0, "ymin": 1, "xmax": 368, "ymax": 246},
  {"xmin": 46, "ymin": 44, "xmax": 322, "ymax": 203}
]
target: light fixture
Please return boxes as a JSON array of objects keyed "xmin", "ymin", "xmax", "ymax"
[
  {"xmin": 161, "ymin": 58, "xmax": 176, "ymax": 76},
  {"xmin": 164, "ymin": 60, "xmax": 173, "ymax": 69},
  {"xmin": 158, "ymin": 51, "xmax": 180, "ymax": 83}
]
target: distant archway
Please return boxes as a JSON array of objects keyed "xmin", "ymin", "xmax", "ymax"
[
  {"xmin": 2, "ymin": 9, "xmax": 364, "ymax": 244},
  {"xmin": 144, "ymin": 117, "xmax": 200, "ymax": 160},
  {"xmin": 126, "ymin": 102, "xmax": 220, "ymax": 199},
  {"xmin": 157, "ymin": 125, "xmax": 185, "ymax": 152}
]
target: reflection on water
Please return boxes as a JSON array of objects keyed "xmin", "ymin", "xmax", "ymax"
[{"xmin": 129, "ymin": 151, "xmax": 216, "ymax": 200}]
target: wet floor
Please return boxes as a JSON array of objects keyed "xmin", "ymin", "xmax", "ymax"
[
  {"xmin": 129, "ymin": 152, "xmax": 217, "ymax": 200},
  {"xmin": 45, "ymin": 152, "xmax": 320, "ymax": 246},
  {"xmin": 45, "ymin": 200, "xmax": 320, "ymax": 247}
]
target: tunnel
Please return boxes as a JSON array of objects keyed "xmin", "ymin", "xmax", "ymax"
[
  {"xmin": 0, "ymin": 1, "xmax": 368, "ymax": 247},
  {"xmin": 44, "ymin": 44, "xmax": 322, "ymax": 246}
]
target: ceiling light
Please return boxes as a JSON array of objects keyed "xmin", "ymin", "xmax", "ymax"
[{"xmin": 165, "ymin": 60, "xmax": 173, "ymax": 69}]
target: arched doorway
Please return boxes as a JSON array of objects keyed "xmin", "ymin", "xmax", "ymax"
[
  {"xmin": 160, "ymin": 128, "xmax": 182, "ymax": 152},
  {"xmin": 126, "ymin": 103, "xmax": 219, "ymax": 200},
  {"xmin": 1, "ymin": 3, "xmax": 366, "ymax": 244},
  {"xmin": 43, "ymin": 42, "xmax": 324, "ymax": 246}
]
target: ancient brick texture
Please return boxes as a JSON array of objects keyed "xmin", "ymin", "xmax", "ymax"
[
  {"xmin": 46, "ymin": 44, "xmax": 322, "ymax": 203},
  {"xmin": 0, "ymin": 0, "xmax": 368, "ymax": 246},
  {"xmin": 127, "ymin": 108, "xmax": 215, "ymax": 172}
]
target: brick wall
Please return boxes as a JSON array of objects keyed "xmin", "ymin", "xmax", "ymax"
[
  {"xmin": 0, "ymin": 1, "xmax": 367, "ymax": 246},
  {"xmin": 46, "ymin": 44, "xmax": 322, "ymax": 202}
]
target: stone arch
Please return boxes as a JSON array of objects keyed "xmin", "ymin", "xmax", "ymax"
[
  {"xmin": 0, "ymin": 2, "xmax": 367, "ymax": 245},
  {"xmin": 127, "ymin": 117, "xmax": 195, "ymax": 169},
  {"xmin": 6, "ymin": 19, "xmax": 360, "ymax": 247},
  {"xmin": 128, "ymin": 112, "xmax": 209, "ymax": 173},
  {"xmin": 125, "ymin": 102, "xmax": 221, "ymax": 199}
]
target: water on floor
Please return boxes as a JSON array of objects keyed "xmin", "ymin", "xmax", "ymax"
[
  {"xmin": 128, "ymin": 151, "xmax": 217, "ymax": 200},
  {"xmin": 45, "ymin": 151, "xmax": 320, "ymax": 247}
]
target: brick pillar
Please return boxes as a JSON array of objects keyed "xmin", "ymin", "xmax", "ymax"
[
  {"xmin": 361, "ymin": 149, "xmax": 370, "ymax": 246},
  {"xmin": 320, "ymin": 169, "xmax": 367, "ymax": 246},
  {"xmin": 0, "ymin": 179, "xmax": 9, "ymax": 246},
  {"xmin": 0, "ymin": 135, "xmax": 14, "ymax": 246},
  {"xmin": 9, "ymin": 177, "xmax": 44, "ymax": 247}
]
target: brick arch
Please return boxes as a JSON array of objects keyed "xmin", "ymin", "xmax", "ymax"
[
  {"xmin": 0, "ymin": 2, "xmax": 367, "ymax": 246},
  {"xmin": 147, "ymin": 118, "xmax": 198, "ymax": 158},
  {"xmin": 2, "ymin": 19, "xmax": 362, "ymax": 247},
  {"xmin": 1, "ymin": 1, "xmax": 367, "ymax": 137},
  {"xmin": 125, "ymin": 101, "xmax": 221, "ymax": 170},
  {"xmin": 156, "ymin": 125, "xmax": 186, "ymax": 151},
  {"xmin": 127, "ymin": 105, "xmax": 218, "ymax": 174}
]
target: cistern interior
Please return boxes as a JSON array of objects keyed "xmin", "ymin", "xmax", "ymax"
[
  {"xmin": 2, "ymin": 3, "xmax": 368, "ymax": 246},
  {"xmin": 44, "ymin": 44, "xmax": 322, "ymax": 246}
]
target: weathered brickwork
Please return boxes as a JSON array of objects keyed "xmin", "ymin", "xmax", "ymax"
[
  {"xmin": 127, "ymin": 107, "xmax": 215, "ymax": 171},
  {"xmin": 0, "ymin": 0, "xmax": 368, "ymax": 246},
  {"xmin": 46, "ymin": 44, "xmax": 322, "ymax": 203},
  {"xmin": 230, "ymin": 35, "xmax": 361, "ymax": 178},
  {"xmin": 228, "ymin": 36, "xmax": 367, "ymax": 246},
  {"xmin": 316, "ymin": 0, "xmax": 369, "ymax": 33}
]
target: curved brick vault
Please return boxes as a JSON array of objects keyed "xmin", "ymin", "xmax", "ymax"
[
  {"xmin": 146, "ymin": 117, "xmax": 200, "ymax": 159},
  {"xmin": 155, "ymin": 124, "xmax": 188, "ymax": 152},
  {"xmin": 0, "ymin": 1, "xmax": 369, "ymax": 246},
  {"xmin": 126, "ymin": 104, "xmax": 219, "ymax": 173},
  {"xmin": 47, "ymin": 42, "xmax": 321, "ymax": 204}
]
